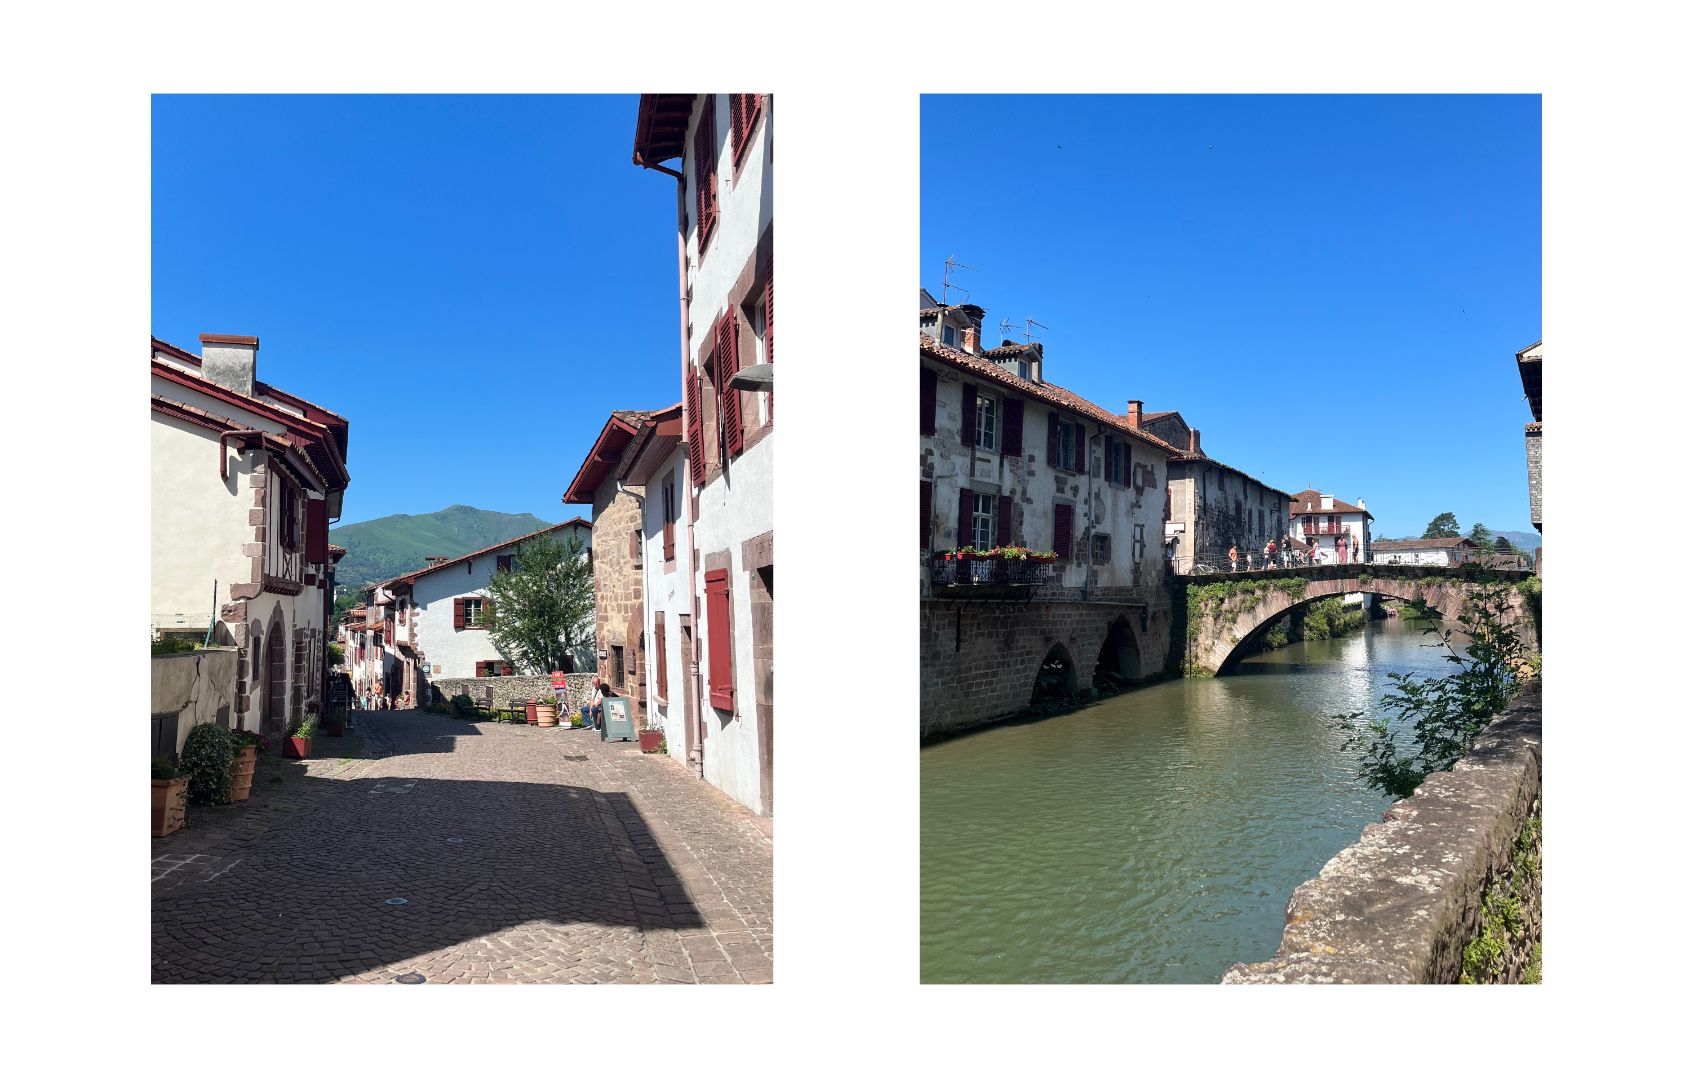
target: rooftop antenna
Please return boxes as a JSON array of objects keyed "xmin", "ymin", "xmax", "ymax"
[
  {"xmin": 941, "ymin": 255, "xmax": 974, "ymax": 308},
  {"xmin": 998, "ymin": 316, "xmax": 1047, "ymax": 344}
]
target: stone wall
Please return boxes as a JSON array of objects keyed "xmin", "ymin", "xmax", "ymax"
[
  {"xmin": 151, "ymin": 648, "xmax": 240, "ymax": 759},
  {"xmin": 591, "ymin": 472, "xmax": 646, "ymax": 719},
  {"xmin": 427, "ymin": 673, "xmax": 597, "ymax": 715},
  {"xmin": 1222, "ymin": 681, "xmax": 1542, "ymax": 984},
  {"xmin": 1525, "ymin": 427, "xmax": 1542, "ymax": 530},
  {"xmin": 920, "ymin": 595, "xmax": 1172, "ymax": 740}
]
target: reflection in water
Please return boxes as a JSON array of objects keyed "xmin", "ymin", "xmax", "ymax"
[{"xmin": 920, "ymin": 618, "xmax": 1453, "ymax": 984}]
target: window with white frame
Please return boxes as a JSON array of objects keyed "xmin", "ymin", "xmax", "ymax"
[
  {"xmin": 462, "ymin": 597, "xmax": 484, "ymax": 627},
  {"xmin": 975, "ymin": 395, "xmax": 998, "ymax": 452},
  {"xmin": 1132, "ymin": 523, "xmax": 1147, "ymax": 564},
  {"xmin": 972, "ymin": 492, "xmax": 996, "ymax": 550}
]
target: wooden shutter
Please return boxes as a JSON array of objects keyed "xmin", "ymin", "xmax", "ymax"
[
  {"xmin": 496, "ymin": 554, "xmax": 512, "ymax": 573},
  {"xmin": 686, "ymin": 364, "xmax": 705, "ymax": 484},
  {"xmin": 453, "ymin": 597, "xmax": 465, "ymax": 630},
  {"xmin": 957, "ymin": 486, "xmax": 974, "ymax": 549},
  {"xmin": 482, "ymin": 598, "xmax": 494, "ymax": 625},
  {"xmin": 1103, "ymin": 435, "xmax": 1115, "ymax": 484},
  {"xmin": 997, "ymin": 495, "xmax": 1013, "ymax": 547},
  {"xmin": 475, "ymin": 661, "xmax": 485, "ymax": 678},
  {"xmin": 662, "ymin": 483, "xmax": 676, "ymax": 561},
  {"xmin": 306, "ymin": 497, "xmax": 327, "ymax": 563},
  {"xmin": 763, "ymin": 245, "xmax": 773, "ymax": 423},
  {"xmin": 730, "ymin": 93, "xmax": 747, "ymax": 161},
  {"xmin": 705, "ymin": 568, "xmax": 734, "ymax": 711},
  {"xmin": 920, "ymin": 480, "xmax": 933, "ymax": 550},
  {"xmin": 655, "ymin": 616, "xmax": 668, "ymax": 701},
  {"xmin": 1054, "ymin": 503, "xmax": 1074, "ymax": 560},
  {"xmin": 1047, "ymin": 412, "xmax": 1061, "ymax": 467},
  {"xmin": 1002, "ymin": 399, "xmax": 1023, "ymax": 457},
  {"xmin": 920, "ymin": 367, "xmax": 937, "ymax": 436},
  {"xmin": 961, "ymin": 383, "xmax": 977, "ymax": 447},
  {"xmin": 693, "ymin": 99, "xmax": 718, "ymax": 253},
  {"xmin": 719, "ymin": 311, "xmax": 743, "ymax": 458}
]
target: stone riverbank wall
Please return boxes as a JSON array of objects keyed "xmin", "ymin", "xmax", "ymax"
[
  {"xmin": 1223, "ymin": 680, "xmax": 1542, "ymax": 984},
  {"xmin": 427, "ymin": 674, "xmax": 598, "ymax": 716}
]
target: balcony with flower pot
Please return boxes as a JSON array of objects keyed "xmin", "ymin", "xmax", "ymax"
[{"xmin": 930, "ymin": 546, "xmax": 1057, "ymax": 593}]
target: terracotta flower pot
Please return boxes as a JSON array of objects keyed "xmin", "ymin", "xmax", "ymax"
[
  {"xmin": 152, "ymin": 775, "xmax": 189, "ymax": 837},
  {"xmin": 535, "ymin": 703, "xmax": 558, "ymax": 728},
  {"xmin": 229, "ymin": 744, "xmax": 258, "ymax": 802},
  {"xmin": 638, "ymin": 730, "xmax": 662, "ymax": 753},
  {"xmin": 283, "ymin": 736, "xmax": 312, "ymax": 760},
  {"xmin": 525, "ymin": 701, "xmax": 538, "ymax": 725}
]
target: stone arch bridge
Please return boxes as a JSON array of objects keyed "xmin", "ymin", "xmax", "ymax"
[{"xmin": 1181, "ymin": 564, "xmax": 1539, "ymax": 676}]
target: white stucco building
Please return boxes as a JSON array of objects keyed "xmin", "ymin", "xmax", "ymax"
[
  {"xmin": 631, "ymin": 93, "xmax": 774, "ymax": 816},
  {"xmin": 152, "ymin": 333, "xmax": 351, "ymax": 737},
  {"xmin": 1370, "ymin": 537, "xmax": 1479, "ymax": 567},
  {"xmin": 1288, "ymin": 489, "xmax": 1373, "ymax": 566},
  {"xmin": 352, "ymin": 519, "xmax": 592, "ymax": 705}
]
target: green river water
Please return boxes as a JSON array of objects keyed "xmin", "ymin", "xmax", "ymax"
[{"xmin": 920, "ymin": 616, "xmax": 1454, "ymax": 983}]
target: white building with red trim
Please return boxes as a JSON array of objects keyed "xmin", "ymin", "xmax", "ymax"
[
  {"xmin": 629, "ymin": 93, "xmax": 774, "ymax": 816},
  {"xmin": 151, "ymin": 333, "xmax": 351, "ymax": 737},
  {"xmin": 349, "ymin": 519, "xmax": 592, "ymax": 706},
  {"xmin": 1288, "ymin": 489, "xmax": 1373, "ymax": 566}
]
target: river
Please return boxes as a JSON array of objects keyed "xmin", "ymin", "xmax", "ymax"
[{"xmin": 919, "ymin": 615, "xmax": 1457, "ymax": 984}]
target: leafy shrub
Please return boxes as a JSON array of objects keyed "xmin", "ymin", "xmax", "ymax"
[
  {"xmin": 151, "ymin": 635, "xmax": 198, "ymax": 656},
  {"xmin": 292, "ymin": 715, "xmax": 318, "ymax": 740},
  {"xmin": 449, "ymin": 693, "xmax": 476, "ymax": 717},
  {"xmin": 152, "ymin": 755, "xmax": 178, "ymax": 780},
  {"xmin": 180, "ymin": 723, "xmax": 237, "ymax": 805}
]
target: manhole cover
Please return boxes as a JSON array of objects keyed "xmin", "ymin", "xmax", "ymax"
[
  {"xmin": 446, "ymin": 837, "xmax": 465, "ymax": 844},
  {"xmin": 384, "ymin": 897, "xmax": 409, "ymax": 906},
  {"xmin": 394, "ymin": 973, "xmax": 426, "ymax": 984}
]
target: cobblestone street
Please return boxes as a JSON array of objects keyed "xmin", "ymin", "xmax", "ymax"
[{"xmin": 152, "ymin": 710, "xmax": 773, "ymax": 984}]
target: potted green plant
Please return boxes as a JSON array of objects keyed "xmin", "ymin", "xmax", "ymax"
[
  {"xmin": 229, "ymin": 729, "xmax": 262, "ymax": 802},
  {"xmin": 181, "ymin": 723, "xmax": 236, "ymax": 806},
  {"xmin": 151, "ymin": 756, "xmax": 189, "ymax": 837},
  {"xmin": 283, "ymin": 715, "xmax": 317, "ymax": 759},
  {"xmin": 535, "ymin": 696, "xmax": 559, "ymax": 727}
]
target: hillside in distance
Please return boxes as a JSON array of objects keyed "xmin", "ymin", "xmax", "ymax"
[{"xmin": 330, "ymin": 505, "xmax": 557, "ymax": 592}]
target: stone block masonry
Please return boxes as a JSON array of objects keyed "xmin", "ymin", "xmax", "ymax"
[
  {"xmin": 1223, "ymin": 681, "xmax": 1542, "ymax": 984},
  {"xmin": 428, "ymin": 674, "xmax": 597, "ymax": 715}
]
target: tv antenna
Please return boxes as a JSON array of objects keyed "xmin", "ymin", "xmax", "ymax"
[
  {"xmin": 998, "ymin": 316, "xmax": 1047, "ymax": 344},
  {"xmin": 941, "ymin": 255, "xmax": 975, "ymax": 308}
]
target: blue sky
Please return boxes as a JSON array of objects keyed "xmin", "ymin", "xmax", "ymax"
[
  {"xmin": 153, "ymin": 94, "xmax": 682, "ymax": 527},
  {"xmin": 921, "ymin": 94, "xmax": 1542, "ymax": 540}
]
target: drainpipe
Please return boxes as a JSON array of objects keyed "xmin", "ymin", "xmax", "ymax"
[
  {"xmin": 219, "ymin": 429, "xmax": 263, "ymax": 480},
  {"xmin": 1085, "ymin": 426, "xmax": 1101, "ymax": 602}
]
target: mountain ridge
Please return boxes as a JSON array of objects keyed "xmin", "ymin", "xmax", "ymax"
[{"xmin": 330, "ymin": 505, "xmax": 559, "ymax": 594}]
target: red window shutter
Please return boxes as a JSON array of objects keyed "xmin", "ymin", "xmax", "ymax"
[
  {"xmin": 503, "ymin": 662, "xmax": 513, "ymax": 676},
  {"xmin": 306, "ymin": 498, "xmax": 327, "ymax": 563},
  {"xmin": 686, "ymin": 364, "xmax": 705, "ymax": 484},
  {"xmin": 1054, "ymin": 503, "xmax": 1074, "ymax": 560},
  {"xmin": 919, "ymin": 479, "xmax": 933, "ymax": 551},
  {"xmin": 705, "ymin": 568, "xmax": 734, "ymax": 711},
  {"xmin": 997, "ymin": 495, "xmax": 1013, "ymax": 547},
  {"xmin": 763, "ymin": 246, "xmax": 773, "ymax": 423},
  {"xmin": 730, "ymin": 93, "xmax": 746, "ymax": 161},
  {"xmin": 920, "ymin": 367, "xmax": 937, "ymax": 436},
  {"xmin": 957, "ymin": 486, "xmax": 974, "ymax": 549},
  {"xmin": 662, "ymin": 485, "xmax": 676, "ymax": 561},
  {"xmin": 719, "ymin": 310, "xmax": 743, "ymax": 458},
  {"xmin": 655, "ymin": 617, "xmax": 668, "ymax": 700},
  {"xmin": 475, "ymin": 661, "xmax": 484, "ymax": 677},
  {"xmin": 1103, "ymin": 435, "xmax": 1115, "ymax": 485},
  {"xmin": 1047, "ymin": 412, "xmax": 1060, "ymax": 467},
  {"xmin": 453, "ymin": 597, "xmax": 465, "ymax": 630},
  {"xmin": 961, "ymin": 383, "xmax": 977, "ymax": 447},
  {"xmin": 693, "ymin": 99, "xmax": 718, "ymax": 253},
  {"xmin": 1002, "ymin": 399, "xmax": 1024, "ymax": 457}
]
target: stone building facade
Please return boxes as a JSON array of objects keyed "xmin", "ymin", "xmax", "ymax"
[
  {"xmin": 1516, "ymin": 339, "xmax": 1542, "ymax": 535},
  {"xmin": 1136, "ymin": 405, "xmax": 1292, "ymax": 571},
  {"xmin": 919, "ymin": 310, "xmax": 1178, "ymax": 740}
]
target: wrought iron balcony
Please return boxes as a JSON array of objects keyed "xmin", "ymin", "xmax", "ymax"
[{"xmin": 929, "ymin": 552, "xmax": 1057, "ymax": 590}]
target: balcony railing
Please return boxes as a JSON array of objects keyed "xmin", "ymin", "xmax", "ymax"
[
  {"xmin": 1300, "ymin": 523, "xmax": 1355, "ymax": 536},
  {"xmin": 930, "ymin": 552, "xmax": 1057, "ymax": 589}
]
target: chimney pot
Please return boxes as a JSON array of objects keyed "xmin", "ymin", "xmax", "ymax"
[
  {"xmin": 1127, "ymin": 400, "xmax": 1142, "ymax": 429},
  {"xmin": 1189, "ymin": 428, "xmax": 1201, "ymax": 454},
  {"xmin": 199, "ymin": 333, "xmax": 258, "ymax": 396},
  {"xmin": 962, "ymin": 325, "xmax": 980, "ymax": 354},
  {"xmin": 1321, "ymin": 494, "xmax": 1335, "ymax": 510}
]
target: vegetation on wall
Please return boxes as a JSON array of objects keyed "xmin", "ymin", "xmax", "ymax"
[
  {"xmin": 1460, "ymin": 813, "xmax": 1542, "ymax": 984},
  {"xmin": 1333, "ymin": 581, "xmax": 1531, "ymax": 798},
  {"xmin": 1185, "ymin": 577, "xmax": 1309, "ymax": 641}
]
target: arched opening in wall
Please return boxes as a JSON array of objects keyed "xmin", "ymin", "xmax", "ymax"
[
  {"xmin": 1030, "ymin": 644, "xmax": 1077, "ymax": 708},
  {"xmin": 265, "ymin": 629, "xmax": 288, "ymax": 733},
  {"xmin": 1093, "ymin": 617, "xmax": 1141, "ymax": 694}
]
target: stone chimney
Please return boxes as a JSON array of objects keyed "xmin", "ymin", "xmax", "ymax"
[
  {"xmin": 1358, "ymin": 497, "xmax": 1367, "ymax": 512},
  {"xmin": 200, "ymin": 334, "xmax": 259, "ymax": 396},
  {"xmin": 1127, "ymin": 400, "xmax": 1142, "ymax": 429},
  {"xmin": 1189, "ymin": 428, "xmax": 1201, "ymax": 455},
  {"xmin": 1321, "ymin": 494, "xmax": 1335, "ymax": 511},
  {"xmin": 962, "ymin": 325, "xmax": 980, "ymax": 354}
]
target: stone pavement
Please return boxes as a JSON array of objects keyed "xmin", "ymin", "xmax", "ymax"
[{"xmin": 152, "ymin": 709, "xmax": 772, "ymax": 984}]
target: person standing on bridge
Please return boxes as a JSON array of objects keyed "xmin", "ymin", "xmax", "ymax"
[
  {"xmin": 1229, "ymin": 544, "xmax": 1239, "ymax": 572},
  {"xmin": 1264, "ymin": 538, "xmax": 1277, "ymax": 569}
]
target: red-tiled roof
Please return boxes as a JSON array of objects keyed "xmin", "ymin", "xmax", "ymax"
[
  {"xmin": 1167, "ymin": 452, "xmax": 1292, "ymax": 501},
  {"xmin": 364, "ymin": 518, "xmax": 592, "ymax": 594},
  {"xmin": 563, "ymin": 410, "xmax": 655, "ymax": 504},
  {"xmin": 632, "ymin": 94, "xmax": 696, "ymax": 167},
  {"xmin": 921, "ymin": 333, "xmax": 1182, "ymax": 456},
  {"xmin": 1288, "ymin": 488, "xmax": 1373, "ymax": 519},
  {"xmin": 1373, "ymin": 538, "xmax": 1477, "ymax": 551}
]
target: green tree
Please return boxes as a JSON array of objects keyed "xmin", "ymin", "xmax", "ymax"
[
  {"xmin": 1333, "ymin": 580, "xmax": 1530, "ymax": 798},
  {"xmin": 1422, "ymin": 512, "xmax": 1461, "ymax": 539},
  {"xmin": 1468, "ymin": 522, "xmax": 1494, "ymax": 547},
  {"xmin": 481, "ymin": 533, "xmax": 594, "ymax": 674}
]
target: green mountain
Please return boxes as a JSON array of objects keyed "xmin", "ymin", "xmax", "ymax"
[
  {"xmin": 1493, "ymin": 529, "xmax": 1541, "ymax": 551},
  {"xmin": 330, "ymin": 505, "xmax": 557, "ymax": 594}
]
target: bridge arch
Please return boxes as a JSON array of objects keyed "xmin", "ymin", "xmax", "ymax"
[
  {"xmin": 1184, "ymin": 567, "xmax": 1536, "ymax": 676},
  {"xmin": 1030, "ymin": 643, "xmax": 1078, "ymax": 706},
  {"xmin": 1093, "ymin": 615, "xmax": 1144, "ymax": 691}
]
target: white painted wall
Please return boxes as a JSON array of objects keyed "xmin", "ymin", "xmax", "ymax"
[
  {"xmin": 922, "ymin": 360, "xmax": 1172, "ymax": 591},
  {"xmin": 151, "ymin": 414, "xmax": 256, "ymax": 633},
  {"xmin": 639, "ymin": 448, "xmax": 694, "ymax": 764}
]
